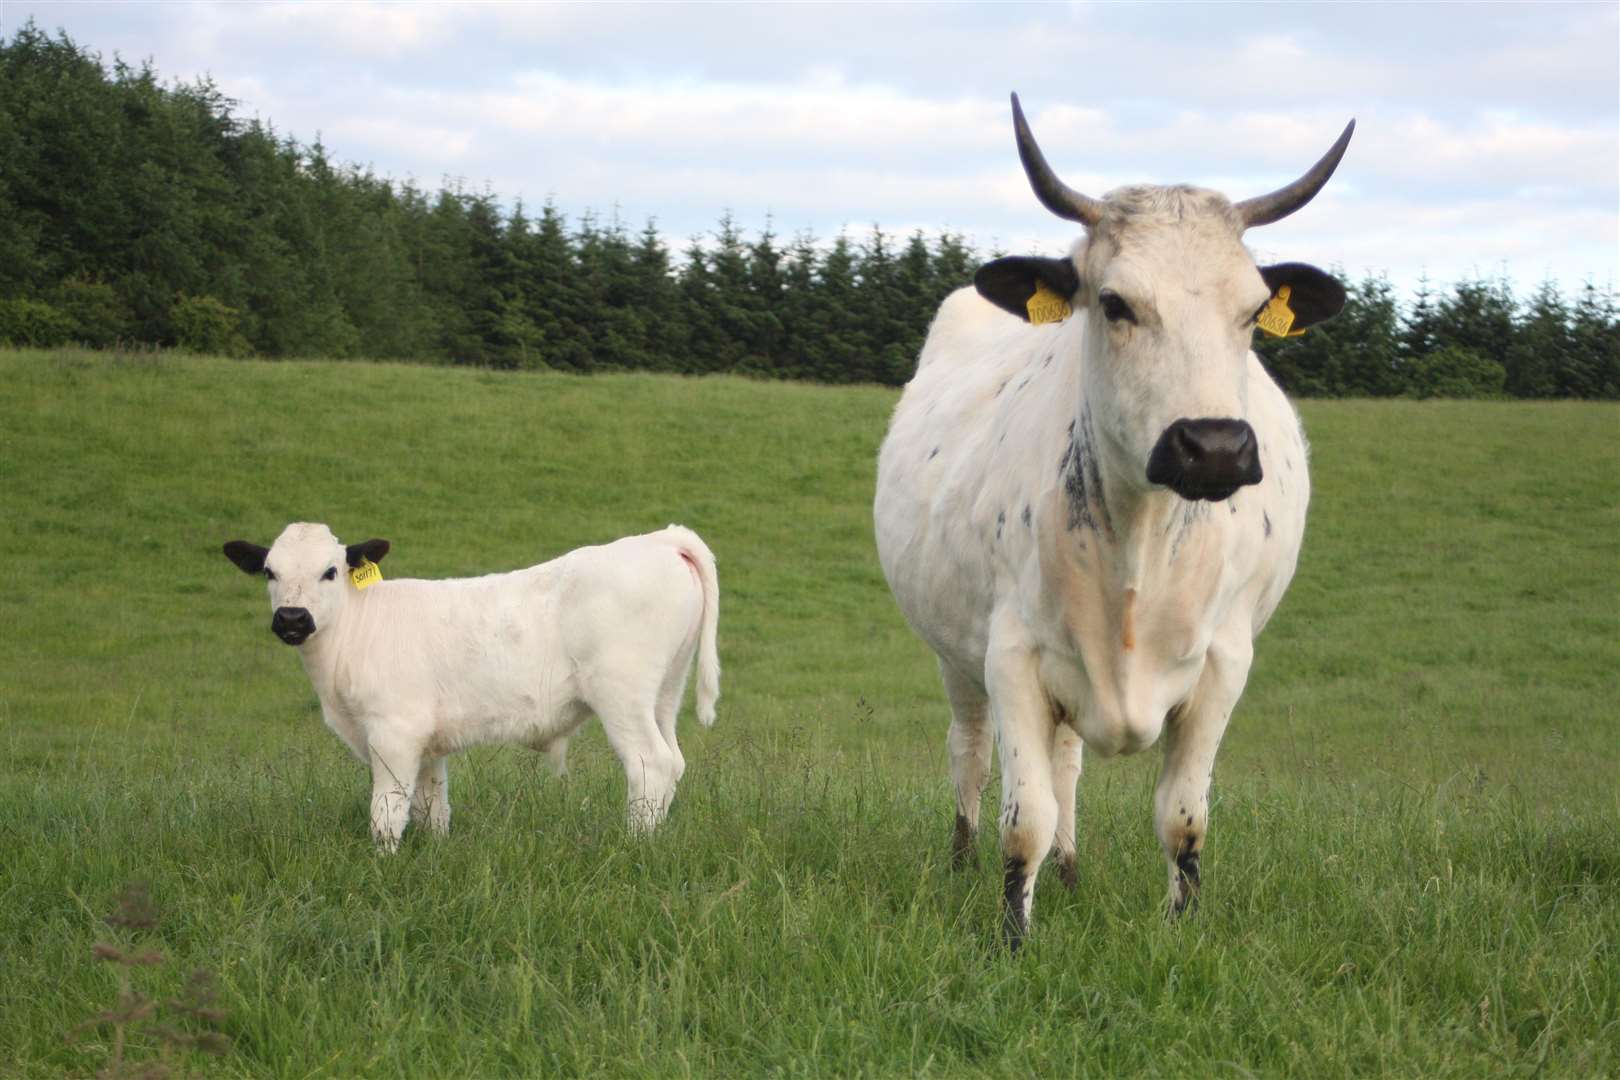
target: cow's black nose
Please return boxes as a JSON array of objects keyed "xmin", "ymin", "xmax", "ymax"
[
  {"xmin": 1146, "ymin": 418, "xmax": 1262, "ymax": 501},
  {"xmin": 270, "ymin": 606, "xmax": 315, "ymax": 645}
]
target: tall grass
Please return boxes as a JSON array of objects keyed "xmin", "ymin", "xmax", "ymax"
[{"xmin": 1, "ymin": 349, "xmax": 1615, "ymax": 1076}]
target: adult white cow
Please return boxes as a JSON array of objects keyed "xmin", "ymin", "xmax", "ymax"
[
  {"xmin": 874, "ymin": 94, "xmax": 1352, "ymax": 946},
  {"xmin": 223, "ymin": 522, "xmax": 719, "ymax": 849}
]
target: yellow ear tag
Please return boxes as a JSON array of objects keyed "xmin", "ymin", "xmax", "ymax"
[
  {"xmin": 1026, "ymin": 280, "xmax": 1073, "ymax": 325},
  {"xmin": 350, "ymin": 559, "xmax": 382, "ymax": 591},
  {"xmin": 1257, "ymin": 285, "xmax": 1307, "ymax": 338}
]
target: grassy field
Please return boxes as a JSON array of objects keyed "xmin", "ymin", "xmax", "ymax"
[{"xmin": 1, "ymin": 347, "xmax": 1616, "ymax": 1077}]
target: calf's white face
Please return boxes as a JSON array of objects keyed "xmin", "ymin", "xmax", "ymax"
[{"xmin": 223, "ymin": 522, "xmax": 390, "ymax": 646}]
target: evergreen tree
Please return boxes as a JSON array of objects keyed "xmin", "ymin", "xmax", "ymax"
[
  {"xmin": 1567, "ymin": 282, "xmax": 1620, "ymax": 399},
  {"xmin": 809, "ymin": 232, "xmax": 865, "ymax": 383},
  {"xmin": 743, "ymin": 221, "xmax": 787, "ymax": 374},
  {"xmin": 631, "ymin": 219, "xmax": 684, "ymax": 371},
  {"xmin": 929, "ymin": 232, "xmax": 979, "ymax": 298},
  {"xmin": 704, "ymin": 211, "xmax": 763, "ymax": 373},
  {"xmin": 1433, "ymin": 275, "xmax": 1516, "ymax": 376},
  {"xmin": 677, "ymin": 236, "xmax": 720, "ymax": 375},
  {"xmin": 495, "ymin": 199, "xmax": 545, "ymax": 368},
  {"xmin": 776, "ymin": 231, "xmax": 823, "ymax": 380},
  {"xmin": 1402, "ymin": 273, "xmax": 1441, "ymax": 368},
  {"xmin": 1507, "ymin": 280, "xmax": 1572, "ymax": 399},
  {"xmin": 528, "ymin": 200, "xmax": 591, "ymax": 371}
]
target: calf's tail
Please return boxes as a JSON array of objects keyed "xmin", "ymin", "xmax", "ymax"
[{"xmin": 667, "ymin": 525, "xmax": 720, "ymax": 726}]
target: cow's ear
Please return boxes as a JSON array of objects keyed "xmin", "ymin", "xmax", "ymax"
[
  {"xmin": 223, "ymin": 541, "xmax": 269, "ymax": 576},
  {"xmin": 1258, "ymin": 263, "xmax": 1345, "ymax": 330},
  {"xmin": 974, "ymin": 256, "xmax": 1081, "ymax": 322},
  {"xmin": 346, "ymin": 539, "xmax": 390, "ymax": 568}
]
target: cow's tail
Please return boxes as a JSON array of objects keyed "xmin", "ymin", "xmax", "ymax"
[{"xmin": 666, "ymin": 525, "xmax": 720, "ymax": 726}]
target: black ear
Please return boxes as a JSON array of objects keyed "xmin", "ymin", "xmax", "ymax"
[
  {"xmin": 345, "ymin": 539, "xmax": 390, "ymax": 568},
  {"xmin": 223, "ymin": 540, "xmax": 269, "ymax": 576},
  {"xmin": 974, "ymin": 256, "xmax": 1081, "ymax": 321},
  {"xmin": 1259, "ymin": 263, "xmax": 1345, "ymax": 330}
]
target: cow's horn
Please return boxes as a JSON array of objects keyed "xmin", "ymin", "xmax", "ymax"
[
  {"xmin": 1234, "ymin": 119, "xmax": 1356, "ymax": 229},
  {"xmin": 1011, "ymin": 93, "xmax": 1105, "ymax": 227}
]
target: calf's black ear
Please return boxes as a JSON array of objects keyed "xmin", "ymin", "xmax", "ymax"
[
  {"xmin": 346, "ymin": 539, "xmax": 391, "ymax": 568},
  {"xmin": 974, "ymin": 256, "xmax": 1081, "ymax": 322},
  {"xmin": 1259, "ymin": 263, "xmax": 1345, "ymax": 330},
  {"xmin": 223, "ymin": 541, "xmax": 269, "ymax": 576}
]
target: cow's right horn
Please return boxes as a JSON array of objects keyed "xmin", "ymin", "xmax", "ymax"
[
  {"xmin": 1011, "ymin": 93, "xmax": 1105, "ymax": 227},
  {"xmin": 1234, "ymin": 119, "xmax": 1356, "ymax": 229}
]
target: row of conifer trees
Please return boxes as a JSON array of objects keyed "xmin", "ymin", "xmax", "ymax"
[{"xmin": 2, "ymin": 22, "xmax": 1614, "ymax": 397}]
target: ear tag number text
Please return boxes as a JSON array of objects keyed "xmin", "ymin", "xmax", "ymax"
[
  {"xmin": 1026, "ymin": 280, "xmax": 1073, "ymax": 325},
  {"xmin": 1258, "ymin": 285, "xmax": 1307, "ymax": 338},
  {"xmin": 350, "ymin": 559, "xmax": 382, "ymax": 591}
]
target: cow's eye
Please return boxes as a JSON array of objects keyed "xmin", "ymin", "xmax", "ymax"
[
  {"xmin": 322, "ymin": 567, "xmax": 338, "ymax": 582},
  {"xmin": 1098, "ymin": 290, "xmax": 1136, "ymax": 324},
  {"xmin": 263, "ymin": 568, "xmax": 276, "ymax": 582}
]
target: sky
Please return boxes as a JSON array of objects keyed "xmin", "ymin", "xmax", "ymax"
[{"xmin": 6, "ymin": 1, "xmax": 1617, "ymax": 298}]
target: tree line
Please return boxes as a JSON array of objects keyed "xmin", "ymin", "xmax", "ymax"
[{"xmin": 2, "ymin": 22, "xmax": 1615, "ymax": 398}]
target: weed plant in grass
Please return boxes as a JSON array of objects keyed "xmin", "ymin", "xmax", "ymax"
[{"xmin": 1, "ymin": 348, "xmax": 1616, "ymax": 1076}]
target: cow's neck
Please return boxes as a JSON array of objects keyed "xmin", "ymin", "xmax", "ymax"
[{"xmin": 1062, "ymin": 401, "xmax": 1196, "ymax": 595}]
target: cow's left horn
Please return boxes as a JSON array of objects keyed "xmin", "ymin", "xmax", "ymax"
[
  {"xmin": 1234, "ymin": 119, "xmax": 1356, "ymax": 229},
  {"xmin": 1011, "ymin": 93, "xmax": 1105, "ymax": 227}
]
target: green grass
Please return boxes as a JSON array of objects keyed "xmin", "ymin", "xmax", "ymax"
[{"xmin": 1, "ymin": 347, "xmax": 1615, "ymax": 1077}]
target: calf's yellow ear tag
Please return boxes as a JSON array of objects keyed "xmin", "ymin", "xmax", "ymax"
[
  {"xmin": 350, "ymin": 559, "xmax": 382, "ymax": 590},
  {"xmin": 1257, "ymin": 285, "xmax": 1307, "ymax": 338},
  {"xmin": 1026, "ymin": 280, "xmax": 1072, "ymax": 325}
]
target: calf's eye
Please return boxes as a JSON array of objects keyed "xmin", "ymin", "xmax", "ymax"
[
  {"xmin": 263, "ymin": 568, "xmax": 276, "ymax": 582},
  {"xmin": 322, "ymin": 567, "xmax": 338, "ymax": 582}
]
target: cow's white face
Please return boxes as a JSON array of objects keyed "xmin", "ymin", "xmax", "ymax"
[
  {"xmin": 223, "ymin": 522, "xmax": 390, "ymax": 646},
  {"xmin": 1077, "ymin": 189, "xmax": 1273, "ymax": 498},
  {"xmin": 974, "ymin": 95, "xmax": 1351, "ymax": 504}
]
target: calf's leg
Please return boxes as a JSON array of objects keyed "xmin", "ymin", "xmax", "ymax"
[
  {"xmin": 410, "ymin": 756, "xmax": 451, "ymax": 835},
  {"xmin": 653, "ymin": 657, "xmax": 692, "ymax": 786},
  {"xmin": 368, "ymin": 736, "xmax": 422, "ymax": 853},
  {"xmin": 596, "ymin": 691, "xmax": 678, "ymax": 835}
]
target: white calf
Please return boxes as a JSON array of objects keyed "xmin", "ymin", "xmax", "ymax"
[{"xmin": 224, "ymin": 522, "xmax": 720, "ymax": 848}]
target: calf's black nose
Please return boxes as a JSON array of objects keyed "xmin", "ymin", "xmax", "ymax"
[
  {"xmin": 270, "ymin": 606, "xmax": 315, "ymax": 645},
  {"xmin": 1146, "ymin": 418, "xmax": 1262, "ymax": 502}
]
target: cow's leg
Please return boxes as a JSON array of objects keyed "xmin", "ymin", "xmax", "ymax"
[
  {"xmin": 410, "ymin": 756, "xmax": 451, "ymax": 835},
  {"xmin": 940, "ymin": 659, "xmax": 991, "ymax": 868},
  {"xmin": 596, "ymin": 692, "xmax": 678, "ymax": 835},
  {"xmin": 368, "ymin": 735, "xmax": 422, "ymax": 853},
  {"xmin": 986, "ymin": 617, "xmax": 1059, "ymax": 950},
  {"xmin": 1154, "ymin": 630, "xmax": 1252, "ymax": 917},
  {"xmin": 1049, "ymin": 723, "xmax": 1084, "ymax": 892}
]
